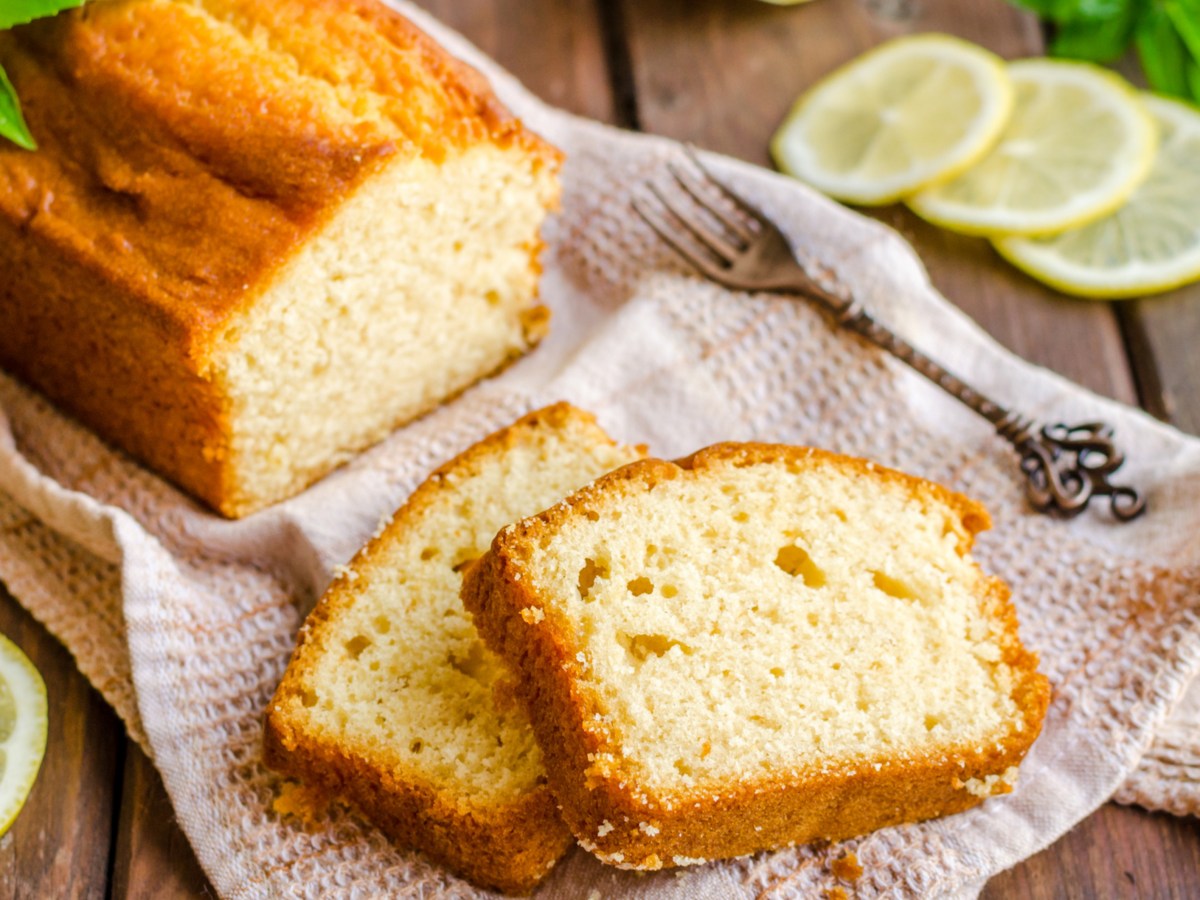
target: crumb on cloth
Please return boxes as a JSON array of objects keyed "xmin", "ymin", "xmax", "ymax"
[
  {"xmin": 831, "ymin": 850, "xmax": 863, "ymax": 883},
  {"xmin": 272, "ymin": 779, "xmax": 334, "ymax": 830}
]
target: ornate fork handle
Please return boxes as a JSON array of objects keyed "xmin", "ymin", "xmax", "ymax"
[
  {"xmin": 633, "ymin": 151, "xmax": 1146, "ymax": 522},
  {"xmin": 790, "ymin": 283, "xmax": 1146, "ymax": 521}
]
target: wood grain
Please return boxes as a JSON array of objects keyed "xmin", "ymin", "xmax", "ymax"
[
  {"xmin": 111, "ymin": 745, "xmax": 214, "ymax": 900},
  {"xmin": 985, "ymin": 804, "xmax": 1200, "ymax": 899},
  {"xmin": 1119, "ymin": 272, "xmax": 1200, "ymax": 438},
  {"xmin": 415, "ymin": 0, "xmax": 618, "ymax": 123},
  {"xmin": 0, "ymin": 588, "xmax": 121, "ymax": 900}
]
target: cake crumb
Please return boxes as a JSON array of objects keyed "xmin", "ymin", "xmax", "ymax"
[
  {"xmin": 272, "ymin": 780, "xmax": 332, "ymax": 830},
  {"xmin": 831, "ymin": 851, "xmax": 863, "ymax": 883},
  {"xmin": 825, "ymin": 889, "xmax": 849, "ymax": 900},
  {"xmin": 519, "ymin": 606, "xmax": 545, "ymax": 624},
  {"xmin": 372, "ymin": 511, "xmax": 393, "ymax": 540},
  {"xmin": 671, "ymin": 855, "xmax": 707, "ymax": 866},
  {"xmin": 958, "ymin": 766, "xmax": 1019, "ymax": 798},
  {"xmin": 638, "ymin": 821, "xmax": 660, "ymax": 836},
  {"xmin": 597, "ymin": 820, "xmax": 614, "ymax": 837}
]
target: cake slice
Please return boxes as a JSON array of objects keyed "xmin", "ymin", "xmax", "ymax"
[
  {"xmin": 463, "ymin": 443, "xmax": 1050, "ymax": 870},
  {"xmin": 263, "ymin": 403, "xmax": 645, "ymax": 893},
  {"xmin": 0, "ymin": 0, "xmax": 559, "ymax": 516}
]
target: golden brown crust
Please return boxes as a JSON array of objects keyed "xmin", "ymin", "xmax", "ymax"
[
  {"xmin": 463, "ymin": 443, "xmax": 1050, "ymax": 869},
  {"xmin": 263, "ymin": 709, "xmax": 569, "ymax": 895},
  {"xmin": 0, "ymin": 0, "xmax": 562, "ymax": 517},
  {"xmin": 264, "ymin": 404, "xmax": 627, "ymax": 893}
]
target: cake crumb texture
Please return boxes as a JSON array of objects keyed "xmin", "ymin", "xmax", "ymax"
[
  {"xmin": 463, "ymin": 443, "xmax": 1050, "ymax": 870},
  {"xmin": 0, "ymin": 0, "xmax": 561, "ymax": 516},
  {"xmin": 264, "ymin": 403, "xmax": 643, "ymax": 893}
]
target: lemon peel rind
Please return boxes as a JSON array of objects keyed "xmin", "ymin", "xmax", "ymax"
[
  {"xmin": 771, "ymin": 34, "xmax": 1015, "ymax": 206},
  {"xmin": 992, "ymin": 238, "xmax": 1200, "ymax": 300},
  {"xmin": 992, "ymin": 92, "xmax": 1200, "ymax": 299},
  {"xmin": 0, "ymin": 634, "xmax": 48, "ymax": 838},
  {"xmin": 907, "ymin": 59, "xmax": 1159, "ymax": 238}
]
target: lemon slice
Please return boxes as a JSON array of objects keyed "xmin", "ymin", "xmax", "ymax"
[
  {"xmin": 909, "ymin": 59, "xmax": 1157, "ymax": 236},
  {"xmin": 994, "ymin": 96, "xmax": 1200, "ymax": 299},
  {"xmin": 771, "ymin": 34, "xmax": 1014, "ymax": 205},
  {"xmin": 0, "ymin": 633, "xmax": 47, "ymax": 837}
]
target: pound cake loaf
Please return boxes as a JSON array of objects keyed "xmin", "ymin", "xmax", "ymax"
[
  {"xmin": 0, "ymin": 0, "xmax": 560, "ymax": 517},
  {"xmin": 264, "ymin": 403, "xmax": 645, "ymax": 893},
  {"xmin": 463, "ymin": 443, "xmax": 1050, "ymax": 870}
]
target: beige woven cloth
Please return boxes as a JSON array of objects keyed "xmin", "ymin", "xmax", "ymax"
[{"xmin": 2, "ymin": 5, "xmax": 1200, "ymax": 897}]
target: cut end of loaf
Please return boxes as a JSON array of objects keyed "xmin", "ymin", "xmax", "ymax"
[
  {"xmin": 211, "ymin": 142, "xmax": 560, "ymax": 516},
  {"xmin": 264, "ymin": 403, "xmax": 644, "ymax": 892},
  {"xmin": 0, "ymin": 0, "xmax": 564, "ymax": 520},
  {"xmin": 465, "ymin": 442, "xmax": 1050, "ymax": 869}
]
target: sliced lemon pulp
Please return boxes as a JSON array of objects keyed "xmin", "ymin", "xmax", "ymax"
[
  {"xmin": 771, "ymin": 34, "xmax": 1014, "ymax": 205},
  {"xmin": 993, "ymin": 95, "xmax": 1200, "ymax": 299},
  {"xmin": 909, "ymin": 59, "xmax": 1158, "ymax": 236},
  {"xmin": 0, "ymin": 633, "xmax": 48, "ymax": 837}
]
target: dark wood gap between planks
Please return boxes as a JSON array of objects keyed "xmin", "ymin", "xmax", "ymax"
[
  {"xmin": 103, "ymin": 736, "xmax": 129, "ymax": 900},
  {"xmin": 596, "ymin": 0, "xmax": 642, "ymax": 130}
]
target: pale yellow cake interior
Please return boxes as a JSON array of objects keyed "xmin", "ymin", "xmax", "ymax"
[
  {"xmin": 288, "ymin": 411, "xmax": 642, "ymax": 803},
  {"xmin": 521, "ymin": 454, "xmax": 1028, "ymax": 796},
  {"xmin": 210, "ymin": 142, "xmax": 556, "ymax": 515}
]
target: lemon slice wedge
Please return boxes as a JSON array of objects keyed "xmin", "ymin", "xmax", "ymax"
[
  {"xmin": 771, "ymin": 34, "xmax": 1014, "ymax": 205},
  {"xmin": 993, "ymin": 95, "xmax": 1200, "ymax": 299},
  {"xmin": 909, "ymin": 59, "xmax": 1157, "ymax": 236},
  {"xmin": 0, "ymin": 633, "xmax": 48, "ymax": 837}
]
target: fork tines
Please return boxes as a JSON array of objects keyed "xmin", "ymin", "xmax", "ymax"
[{"xmin": 633, "ymin": 149, "xmax": 761, "ymax": 275}]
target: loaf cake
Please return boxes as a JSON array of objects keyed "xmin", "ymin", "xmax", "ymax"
[
  {"xmin": 463, "ymin": 443, "xmax": 1050, "ymax": 870},
  {"xmin": 264, "ymin": 403, "xmax": 645, "ymax": 893},
  {"xmin": 0, "ymin": 0, "xmax": 560, "ymax": 517}
]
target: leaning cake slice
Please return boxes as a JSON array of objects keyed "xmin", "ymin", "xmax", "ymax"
[
  {"xmin": 463, "ymin": 443, "xmax": 1050, "ymax": 870},
  {"xmin": 264, "ymin": 403, "xmax": 644, "ymax": 893}
]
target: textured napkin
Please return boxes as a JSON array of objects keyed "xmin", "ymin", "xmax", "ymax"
[{"xmin": 2, "ymin": 4, "xmax": 1199, "ymax": 897}]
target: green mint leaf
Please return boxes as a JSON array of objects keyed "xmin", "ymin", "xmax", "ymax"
[
  {"xmin": 1006, "ymin": 0, "xmax": 1059, "ymax": 14},
  {"xmin": 1051, "ymin": 5, "xmax": 1138, "ymax": 60},
  {"xmin": 1136, "ymin": 5, "xmax": 1190, "ymax": 96},
  {"xmin": 1008, "ymin": 0, "xmax": 1131, "ymax": 23},
  {"xmin": 1187, "ymin": 59, "xmax": 1200, "ymax": 103},
  {"xmin": 0, "ymin": 0, "xmax": 87, "ymax": 30},
  {"xmin": 0, "ymin": 62, "xmax": 36, "ymax": 150},
  {"xmin": 1165, "ymin": 0, "xmax": 1200, "ymax": 63},
  {"xmin": 1007, "ymin": 0, "xmax": 1078, "ymax": 19},
  {"xmin": 1, "ymin": 0, "xmax": 91, "ymax": 150},
  {"xmin": 1073, "ymin": 0, "xmax": 1136, "ymax": 22},
  {"xmin": 1008, "ymin": 0, "xmax": 1075, "ymax": 20}
]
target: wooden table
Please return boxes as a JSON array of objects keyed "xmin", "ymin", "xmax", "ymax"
[{"xmin": 2, "ymin": 0, "xmax": 1199, "ymax": 896}]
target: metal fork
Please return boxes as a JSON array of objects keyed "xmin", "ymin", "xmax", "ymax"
[{"xmin": 633, "ymin": 150, "xmax": 1146, "ymax": 522}]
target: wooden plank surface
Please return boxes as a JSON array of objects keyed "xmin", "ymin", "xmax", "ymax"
[
  {"xmin": 0, "ymin": 590, "xmax": 121, "ymax": 900},
  {"xmin": 418, "ymin": 0, "xmax": 618, "ymax": 125},
  {"xmin": 110, "ymin": 746, "xmax": 214, "ymax": 900},
  {"xmin": 1120, "ymin": 272, "xmax": 1200, "ymax": 437}
]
